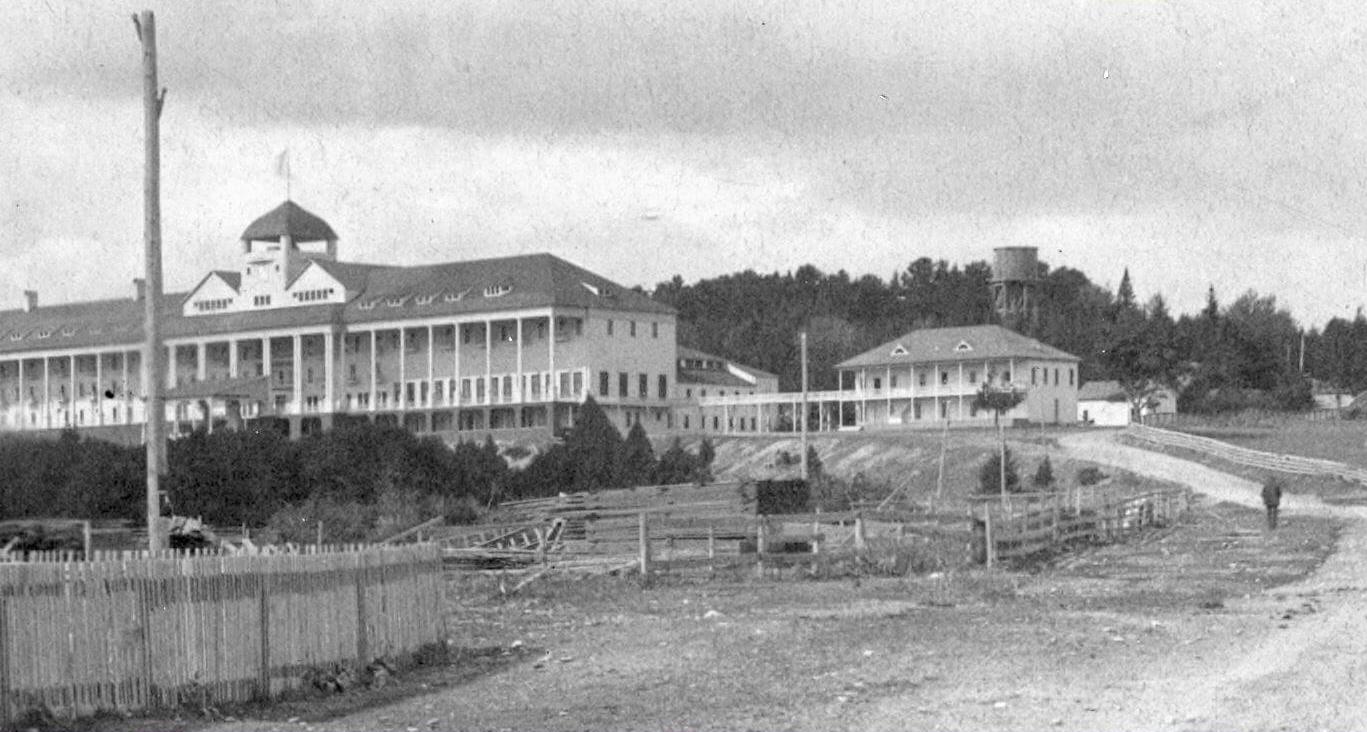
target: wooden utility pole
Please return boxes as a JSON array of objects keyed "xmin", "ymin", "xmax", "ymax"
[
  {"xmin": 135, "ymin": 10, "xmax": 167, "ymax": 552},
  {"xmin": 799, "ymin": 331, "xmax": 809, "ymax": 481}
]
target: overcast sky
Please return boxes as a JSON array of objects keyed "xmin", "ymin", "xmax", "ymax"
[{"xmin": 3, "ymin": 0, "xmax": 1367, "ymax": 327}]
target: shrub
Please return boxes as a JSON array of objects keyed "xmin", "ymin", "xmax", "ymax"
[
  {"xmin": 978, "ymin": 447, "xmax": 1020, "ymax": 495},
  {"xmin": 1032, "ymin": 456, "xmax": 1056, "ymax": 490},
  {"xmin": 1077, "ymin": 466, "xmax": 1108, "ymax": 486}
]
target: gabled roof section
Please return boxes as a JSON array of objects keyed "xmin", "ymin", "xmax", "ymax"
[
  {"xmin": 1078, "ymin": 380, "xmax": 1128, "ymax": 402},
  {"xmin": 837, "ymin": 324, "xmax": 1079, "ymax": 369},
  {"xmin": 241, "ymin": 200, "xmax": 337, "ymax": 243},
  {"xmin": 677, "ymin": 345, "xmax": 777, "ymax": 379},
  {"xmin": 215, "ymin": 271, "xmax": 241, "ymax": 290},
  {"xmin": 340, "ymin": 253, "xmax": 673, "ymax": 322}
]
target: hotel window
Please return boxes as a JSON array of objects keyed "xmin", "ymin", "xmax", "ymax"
[
  {"xmin": 918, "ymin": 372, "xmax": 927, "ymax": 387},
  {"xmin": 607, "ymin": 319, "xmax": 614, "ymax": 336},
  {"xmin": 940, "ymin": 371, "xmax": 949, "ymax": 386},
  {"xmin": 1069, "ymin": 368, "xmax": 1075, "ymax": 386},
  {"xmin": 599, "ymin": 371, "xmax": 610, "ymax": 397},
  {"xmin": 873, "ymin": 377, "xmax": 881, "ymax": 390},
  {"xmin": 890, "ymin": 375, "xmax": 898, "ymax": 388},
  {"xmin": 619, "ymin": 372, "xmax": 628, "ymax": 397},
  {"xmin": 658, "ymin": 374, "xmax": 668, "ymax": 399},
  {"xmin": 639, "ymin": 373, "xmax": 648, "ymax": 398},
  {"xmin": 1055, "ymin": 368, "xmax": 1061, "ymax": 385},
  {"xmin": 630, "ymin": 321, "xmax": 637, "ymax": 337},
  {"xmin": 572, "ymin": 371, "xmax": 583, "ymax": 396},
  {"xmin": 1031, "ymin": 367, "xmax": 1038, "ymax": 385},
  {"xmin": 969, "ymin": 370, "xmax": 977, "ymax": 384},
  {"xmin": 652, "ymin": 322, "xmax": 659, "ymax": 338}
]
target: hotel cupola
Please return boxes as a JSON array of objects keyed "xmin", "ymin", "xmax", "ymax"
[{"xmin": 241, "ymin": 200, "xmax": 338, "ymax": 287}]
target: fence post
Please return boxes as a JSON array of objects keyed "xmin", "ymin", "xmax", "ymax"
[
  {"xmin": 707, "ymin": 524, "xmax": 716, "ymax": 573},
  {"xmin": 637, "ymin": 512, "xmax": 650, "ymax": 578},
  {"xmin": 755, "ymin": 517, "xmax": 767, "ymax": 578},
  {"xmin": 984, "ymin": 506, "xmax": 994, "ymax": 567},
  {"xmin": 257, "ymin": 570, "xmax": 271, "ymax": 700},
  {"xmin": 355, "ymin": 554, "xmax": 369, "ymax": 664},
  {"xmin": 138, "ymin": 573, "xmax": 156, "ymax": 708},
  {"xmin": 0, "ymin": 594, "xmax": 9, "ymax": 727},
  {"xmin": 854, "ymin": 511, "xmax": 866, "ymax": 550}
]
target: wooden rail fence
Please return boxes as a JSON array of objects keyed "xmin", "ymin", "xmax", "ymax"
[
  {"xmin": 970, "ymin": 484, "xmax": 1192, "ymax": 565},
  {"xmin": 1127, "ymin": 424, "xmax": 1367, "ymax": 484},
  {"xmin": 0, "ymin": 544, "xmax": 444, "ymax": 725}
]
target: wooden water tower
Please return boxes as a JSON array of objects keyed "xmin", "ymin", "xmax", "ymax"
[{"xmin": 990, "ymin": 246, "xmax": 1039, "ymax": 333}]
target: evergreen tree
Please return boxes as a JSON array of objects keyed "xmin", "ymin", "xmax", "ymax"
[
  {"xmin": 655, "ymin": 437, "xmax": 698, "ymax": 485},
  {"xmin": 618, "ymin": 422, "xmax": 658, "ymax": 487},
  {"xmin": 694, "ymin": 437, "xmax": 716, "ymax": 485},
  {"xmin": 1032, "ymin": 455, "xmax": 1056, "ymax": 490},
  {"xmin": 978, "ymin": 447, "xmax": 1020, "ymax": 495},
  {"xmin": 562, "ymin": 396, "xmax": 624, "ymax": 491}
]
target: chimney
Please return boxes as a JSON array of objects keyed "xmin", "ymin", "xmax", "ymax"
[
  {"xmin": 22, "ymin": 290, "xmax": 37, "ymax": 313},
  {"xmin": 133, "ymin": 278, "xmax": 146, "ymax": 302}
]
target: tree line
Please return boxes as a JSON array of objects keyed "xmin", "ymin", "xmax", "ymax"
[{"xmin": 653, "ymin": 259, "xmax": 1338, "ymax": 414}]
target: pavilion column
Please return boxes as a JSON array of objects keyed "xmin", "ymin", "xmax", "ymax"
[
  {"xmin": 324, "ymin": 330, "xmax": 335, "ymax": 415},
  {"xmin": 369, "ymin": 330, "xmax": 378, "ymax": 413},
  {"xmin": 228, "ymin": 338, "xmax": 239, "ymax": 379},
  {"xmin": 196, "ymin": 342, "xmax": 207, "ymax": 382},
  {"xmin": 292, "ymin": 334, "xmax": 303, "ymax": 415},
  {"xmin": 120, "ymin": 353, "xmax": 130, "ymax": 424}
]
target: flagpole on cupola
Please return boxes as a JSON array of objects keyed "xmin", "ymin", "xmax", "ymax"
[
  {"xmin": 134, "ymin": 9, "xmax": 167, "ymax": 553},
  {"xmin": 277, "ymin": 148, "xmax": 292, "ymax": 201}
]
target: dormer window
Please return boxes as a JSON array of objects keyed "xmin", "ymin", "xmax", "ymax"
[
  {"xmin": 955, "ymin": 341, "xmax": 972, "ymax": 352},
  {"xmin": 890, "ymin": 344, "xmax": 908, "ymax": 356},
  {"xmin": 8, "ymin": 332, "xmax": 24, "ymax": 341},
  {"xmin": 443, "ymin": 289, "xmax": 469, "ymax": 303},
  {"xmin": 358, "ymin": 298, "xmax": 379, "ymax": 310},
  {"xmin": 384, "ymin": 295, "xmax": 408, "ymax": 307},
  {"xmin": 35, "ymin": 330, "xmax": 51, "ymax": 339},
  {"xmin": 483, "ymin": 283, "xmax": 511, "ymax": 298},
  {"xmin": 415, "ymin": 294, "xmax": 436, "ymax": 306},
  {"xmin": 59, "ymin": 327, "xmax": 77, "ymax": 337}
]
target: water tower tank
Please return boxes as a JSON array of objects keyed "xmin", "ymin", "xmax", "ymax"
[
  {"xmin": 989, "ymin": 246, "xmax": 1040, "ymax": 333},
  {"xmin": 991, "ymin": 247, "xmax": 1039, "ymax": 283}
]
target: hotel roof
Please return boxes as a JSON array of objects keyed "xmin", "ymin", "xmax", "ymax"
[
  {"xmin": 0, "ymin": 252, "xmax": 672, "ymax": 356},
  {"xmin": 837, "ymin": 324, "xmax": 1079, "ymax": 369}
]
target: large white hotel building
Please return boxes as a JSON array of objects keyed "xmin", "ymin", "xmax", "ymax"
[{"xmin": 0, "ymin": 201, "xmax": 680, "ymax": 441}]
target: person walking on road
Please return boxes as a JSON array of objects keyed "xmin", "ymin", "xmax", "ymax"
[{"xmin": 1262, "ymin": 476, "xmax": 1284, "ymax": 530}]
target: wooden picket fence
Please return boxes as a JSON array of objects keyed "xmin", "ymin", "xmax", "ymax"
[
  {"xmin": 0, "ymin": 544, "xmax": 444, "ymax": 725},
  {"xmin": 970, "ymin": 483, "xmax": 1192, "ymax": 565},
  {"xmin": 1127, "ymin": 424, "xmax": 1367, "ymax": 484}
]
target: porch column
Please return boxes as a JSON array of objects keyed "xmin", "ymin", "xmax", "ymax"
[
  {"xmin": 369, "ymin": 330, "xmax": 378, "ymax": 412},
  {"xmin": 548, "ymin": 313, "xmax": 556, "ymax": 400},
  {"xmin": 262, "ymin": 336, "xmax": 272, "ymax": 381},
  {"xmin": 42, "ymin": 357, "xmax": 50, "ymax": 429},
  {"xmin": 95, "ymin": 353, "xmax": 104, "ymax": 426},
  {"xmin": 196, "ymin": 342, "xmax": 207, "ymax": 382},
  {"xmin": 292, "ymin": 334, "xmax": 303, "ymax": 415},
  {"xmin": 120, "ymin": 353, "xmax": 129, "ymax": 424},
  {"xmin": 398, "ymin": 328, "xmax": 407, "ymax": 410},
  {"xmin": 426, "ymin": 325, "xmax": 435, "ymax": 407},
  {"xmin": 484, "ymin": 319, "xmax": 492, "ymax": 405},
  {"xmin": 453, "ymin": 322, "xmax": 461, "ymax": 407},
  {"xmin": 228, "ymin": 339, "xmax": 239, "ymax": 379},
  {"xmin": 515, "ymin": 317, "xmax": 523, "ymax": 403},
  {"xmin": 68, "ymin": 354, "xmax": 75, "ymax": 427},
  {"xmin": 957, "ymin": 362, "xmax": 964, "ymax": 419},
  {"xmin": 324, "ymin": 330, "xmax": 335, "ymax": 415}
]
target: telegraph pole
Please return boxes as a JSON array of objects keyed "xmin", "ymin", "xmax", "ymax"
[
  {"xmin": 135, "ymin": 10, "xmax": 167, "ymax": 552},
  {"xmin": 799, "ymin": 331, "xmax": 808, "ymax": 481}
]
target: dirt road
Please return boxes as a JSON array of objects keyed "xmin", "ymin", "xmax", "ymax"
[
  {"xmin": 1053, "ymin": 430, "xmax": 1367, "ymax": 731},
  {"xmin": 184, "ymin": 430, "xmax": 1364, "ymax": 732}
]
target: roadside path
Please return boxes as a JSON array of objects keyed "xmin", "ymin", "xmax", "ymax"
[{"xmin": 1057, "ymin": 430, "xmax": 1367, "ymax": 731}]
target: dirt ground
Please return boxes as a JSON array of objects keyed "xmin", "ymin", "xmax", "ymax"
[{"xmin": 77, "ymin": 431, "xmax": 1367, "ymax": 732}]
